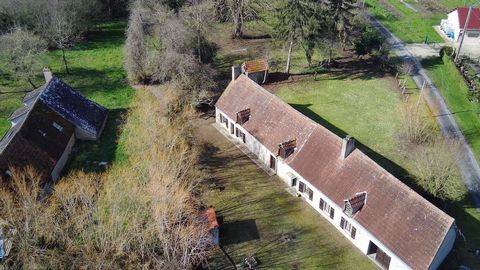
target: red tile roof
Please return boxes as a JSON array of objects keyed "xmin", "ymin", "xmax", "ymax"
[
  {"xmin": 215, "ymin": 75, "xmax": 455, "ymax": 270},
  {"xmin": 457, "ymin": 7, "xmax": 480, "ymax": 30},
  {"xmin": 243, "ymin": 59, "xmax": 269, "ymax": 73},
  {"xmin": 205, "ymin": 208, "xmax": 219, "ymax": 230}
]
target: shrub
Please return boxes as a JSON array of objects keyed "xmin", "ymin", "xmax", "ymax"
[
  {"xmin": 439, "ymin": 46, "xmax": 454, "ymax": 59},
  {"xmin": 354, "ymin": 27, "xmax": 385, "ymax": 57},
  {"xmin": 399, "ymin": 101, "xmax": 434, "ymax": 145},
  {"xmin": 413, "ymin": 137, "xmax": 466, "ymax": 202}
]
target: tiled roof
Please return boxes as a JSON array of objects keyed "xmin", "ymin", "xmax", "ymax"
[
  {"xmin": 215, "ymin": 75, "xmax": 455, "ymax": 270},
  {"xmin": 243, "ymin": 59, "xmax": 269, "ymax": 73},
  {"xmin": 39, "ymin": 77, "xmax": 108, "ymax": 138},
  {"xmin": 205, "ymin": 208, "xmax": 219, "ymax": 230},
  {"xmin": 457, "ymin": 7, "xmax": 480, "ymax": 30}
]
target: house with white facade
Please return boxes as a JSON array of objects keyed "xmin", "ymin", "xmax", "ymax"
[
  {"xmin": 214, "ymin": 74, "xmax": 456, "ymax": 270},
  {"xmin": 441, "ymin": 7, "xmax": 480, "ymax": 42}
]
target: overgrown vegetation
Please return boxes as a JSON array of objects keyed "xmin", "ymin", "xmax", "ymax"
[
  {"xmin": 124, "ymin": 0, "xmax": 216, "ymax": 105},
  {"xmin": 0, "ymin": 89, "xmax": 212, "ymax": 268}
]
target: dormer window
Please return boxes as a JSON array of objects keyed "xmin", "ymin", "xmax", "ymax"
[
  {"xmin": 236, "ymin": 108, "xmax": 251, "ymax": 125},
  {"xmin": 278, "ymin": 139, "xmax": 296, "ymax": 159},
  {"xmin": 343, "ymin": 192, "xmax": 367, "ymax": 217}
]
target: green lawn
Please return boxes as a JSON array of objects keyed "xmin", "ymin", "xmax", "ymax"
[
  {"xmin": 0, "ymin": 21, "xmax": 134, "ymax": 171},
  {"xmin": 276, "ymin": 74, "xmax": 423, "ymax": 179},
  {"xmin": 198, "ymin": 121, "xmax": 376, "ymax": 269},
  {"xmin": 366, "ymin": 0, "xmax": 478, "ymax": 44},
  {"xmin": 423, "ymin": 56, "xmax": 480, "ymax": 161},
  {"xmin": 275, "ymin": 72, "xmax": 480, "ymax": 269}
]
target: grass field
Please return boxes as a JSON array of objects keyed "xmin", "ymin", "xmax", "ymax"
[
  {"xmin": 366, "ymin": 0, "xmax": 478, "ymax": 44},
  {"xmin": 423, "ymin": 56, "xmax": 480, "ymax": 160},
  {"xmin": 0, "ymin": 21, "xmax": 134, "ymax": 171},
  {"xmin": 275, "ymin": 71, "xmax": 480, "ymax": 269},
  {"xmin": 197, "ymin": 121, "xmax": 376, "ymax": 269},
  {"xmin": 276, "ymin": 73, "xmax": 423, "ymax": 179}
]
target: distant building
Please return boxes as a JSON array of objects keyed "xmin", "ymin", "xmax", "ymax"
[
  {"xmin": 441, "ymin": 7, "xmax": 480, "ymax": 42},
  {"xmin": 0, "ymin": 69, "xmax": 108, "ymax": 184},
  {"xmin": 215, "ymin": 74, "xmax": 456, "ymax": 270}
]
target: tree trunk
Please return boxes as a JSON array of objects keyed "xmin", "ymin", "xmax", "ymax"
[
  {"xmin": 197, "ymin": 34, "xmax": 202, "ymax": 63},
  {"xmin": 27, "ymin": 78, "xmax": 37, "ymax": 89},
  {"xmin": 232, "ymin": 0, "xmax": 243, "ymax": 39},
  {"xmin": 62, "ymin": 48, "xmax": 70, "ymax": 74},
  {"xmin": 286, "ymin": 39, "xmax": 293, "ymax": 74}
]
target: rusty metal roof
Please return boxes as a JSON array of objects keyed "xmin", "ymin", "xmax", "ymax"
[
  {"xmin": 215, "ymin": 75, "xmax": 455, "ymax": 270},
  {"xmin": 243, "ymin": 59, "xmax": 269, "ymax": 73}
]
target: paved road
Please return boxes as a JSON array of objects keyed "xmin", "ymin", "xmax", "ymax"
[{"xmin": 369, "ymin": 15, "xmax": 480, "ymax": 210}]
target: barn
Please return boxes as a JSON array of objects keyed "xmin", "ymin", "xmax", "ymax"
[
  {"xmin": 0, "ymin": 70, "xmax": 108, "ymax": 183},
  {"xmin": 215, "ymin": 74, "xmax": 456, "ymax": 270}
]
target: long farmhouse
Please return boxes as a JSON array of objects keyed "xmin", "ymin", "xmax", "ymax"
[{"xmin": 215, "ymin": 74, "xmax": 456, "ymax": 270}]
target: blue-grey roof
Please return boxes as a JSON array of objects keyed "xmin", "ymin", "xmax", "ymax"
[{"xmin": 39, "ymin": 77, "xmax": 108, "ymax": 138}]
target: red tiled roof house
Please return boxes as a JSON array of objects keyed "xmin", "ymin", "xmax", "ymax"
[
  {"xmin": 214, "ymin": 74, "xmax": 456, "ymax": 270},
  {"xmin": 441, "ymin": 7, "xmax": 480, "ymax": 42}
]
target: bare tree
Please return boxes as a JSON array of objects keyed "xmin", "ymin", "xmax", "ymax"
[
  {"xmin": 0, "ymin": 27, "xmax": 47, "ymax": 88},
  {"xmin": 399, "ymin": 101, "xmax": 434, "ymax": 145},
  {"xmin": 181, "ymin": 0, "xmax": 214, "ymax": 63},
  {"xmin": 413, "ymin": 138, "xmax": 466, "ymax": 203},
  {"xmin": 214, "ymin": 0, "xmax": 267, "ymax": 39},
  {"xmin": 124, "ymin": 1, "xmax": 150, "ymax": 83}
]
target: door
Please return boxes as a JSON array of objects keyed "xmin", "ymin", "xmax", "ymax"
[{"xmin": 269, "ymin": 155, "xmax": 276, "ymax": 172}]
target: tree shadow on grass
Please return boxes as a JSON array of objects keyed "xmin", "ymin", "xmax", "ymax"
[
  {"xmin": 220, "ymin": 219, "xmax": 260, "ymax": 246},
  {"xmin": 65, "ymin": 108, "xmax": 127, "ymax": 174},
  {"xmin": 289, "ymin": 103, "xmax": 422, "ymax": 192},
  {"xmin": 420, "ymin": 56, "xmax": 443, "ymax": 70}
]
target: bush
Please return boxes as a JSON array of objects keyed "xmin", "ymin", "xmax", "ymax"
[
  {"xmin": 439, "ymin": 46, "xmax": 454, "ymax": 58},
  {"xmin": 413, "ymin": 137, "xmax": 466, "ymax": 202},
  {"xmin": 399, "ymin": 101, "xmax": 434, "ymax": 145},
  {"xmin": 354, "ymin": 27, "xmax": 385, "ymax": 57}
]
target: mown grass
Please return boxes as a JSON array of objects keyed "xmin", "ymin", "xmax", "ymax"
[
  {"xmin": 366, "ymin": 0, "xmax": 444, "ymax": 43},
  {"xmin": 198, "ymin": 122, "xmax": 376, "ymax": 269},
  {"xmin": 276, "ymin": 74, "xmax": 422, "ymax": 176},
  {"xmin": 275, "ymin": 71, "xmax": 480, "ymax": 269},
  {"xmin": 421, "ymin": 56, "xmax": 480, "ymax": 269},
  {"xmin": 0, "ymin": 21, "xmax": 134, "ymax": 171},
  {"xmin": 423, "ymin": 56, "xmax": 480, "ymax": 162}
]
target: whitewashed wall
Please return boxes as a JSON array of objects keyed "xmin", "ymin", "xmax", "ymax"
[{"xmin": 448, "ymin": 10, "xmax": 461, "ymax": 42}]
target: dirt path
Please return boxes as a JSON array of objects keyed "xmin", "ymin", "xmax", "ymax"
[{"xmin": 369, "ymin": 14, "xmax": 480, "ymax": 210}]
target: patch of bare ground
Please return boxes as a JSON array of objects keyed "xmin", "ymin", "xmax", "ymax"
[{"xmin": 265, "ymin": 55, "xmax": 399, "ymax": 93}]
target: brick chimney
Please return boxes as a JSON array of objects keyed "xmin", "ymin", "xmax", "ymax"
[
  {"xmin": 232, "ymin": 65, "xmax": 241, "ymax": 82},
  {"xmin": 43, "ymin": 67, "xmax": 52, "ymax": 83},
  {"xmin": 340, "ymin": 135, "xmax": 355, "ymax": 160}
]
